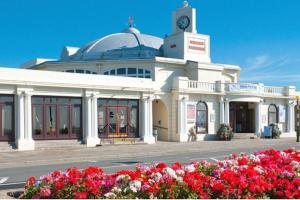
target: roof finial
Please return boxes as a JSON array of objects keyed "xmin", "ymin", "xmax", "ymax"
[
  {"xmin": 128, "ymin": 16, "xmax": 134, "ymax": 27},
  {"xmin": 183, "ymin": 0, "xmax": 189, "ymax": 7}
]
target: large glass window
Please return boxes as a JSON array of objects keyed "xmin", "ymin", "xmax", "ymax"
[
  {"xmin": 98, "ymin": 99, "xmax": 139, "ymax": 138},
  {"xmin": 0, "ymin": 96, "xmax": 14, "ymax": 141},
  {"xmin": 268, "ymin": 104, "xmax": 278, "ymax": 124},
  {"xmin": 103, "ymin": 68, "xmax": 152, "ymax": 79},
  {"xmin": 32, "ymin": 105, "xmax": 43, "ymax": 139},
  {"xmin": 196, "ymin": 101, "xmax": 208, "ymax": 134},
  {"xmin": 32, "ymin": 97, "xmax": 82, "ymax": 140}
]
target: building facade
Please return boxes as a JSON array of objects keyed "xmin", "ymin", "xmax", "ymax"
[{"xmin": 0, "ymin": 1, "xmax": 297, "ymax": 151}]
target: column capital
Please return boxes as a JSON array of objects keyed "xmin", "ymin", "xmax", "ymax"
[
  {"xmin": 84, "ymin": 90, "xmax": 100, "ymax": 98},
  {"xmin": 16, "ymin": 88, "xmax": 34, "ymax": 96}
]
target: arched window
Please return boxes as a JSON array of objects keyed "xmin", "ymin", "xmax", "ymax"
[
  {"xmin": 268, "ymin": 104, "xmax": 278, "ymax": 124},
  {"xmin": 196, "ymin": 101, "xmax": 208, "ymax": 134}
]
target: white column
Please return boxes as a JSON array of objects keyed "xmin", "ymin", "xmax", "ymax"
[
  {"xmin": 255, "ymin": 102, "xmax": 262, "ymax": 135},
  {"xmin": 224, "ymin": 101, "xmax": 230, "ymax": 124},
  {"xmin": 16, "ymin": 92, "xmax": 34, "ymax": 151},
  {"xmin": 84, "ymin": 95, "xmax": 100, "ymax": 147},
  {"xmin": 92, "ymin": 95, "xmax": 100, "ymax": 144},
  {"xmin": 177, "ymin": 98, "xmax": 188, "ymax": 142},
  {"xmin": 288, "ymin": 104, "xmax": 295, "ymax": 133},
  {"xmin": 220, "ymin": 98, "xmax": 225, "ymax": 124},
  {"xmin": 142, "ymin": 97, "xmax": 155, "ymax": 144}
]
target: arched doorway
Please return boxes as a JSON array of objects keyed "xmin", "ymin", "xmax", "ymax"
[{"xmin": 152, "ymin": 99, "xmax": 169, "ymax": 141}]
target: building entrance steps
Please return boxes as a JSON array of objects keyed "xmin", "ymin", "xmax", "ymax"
[
  {"xmin": 35, "ymin": 140, "xmax": 83, "ymax": 150},
  {"xmin": 0, "ymin": 142, "xmax": 16, "ymax": 152},
  {"xmin": 233, "ymin": 133, "xmax": 259, "ymax": 140},
  {"xmin": 100, "ymin": 138, "xmax": 145, "ymax": 145}
]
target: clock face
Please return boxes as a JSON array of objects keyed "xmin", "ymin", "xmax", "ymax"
[{"xmin": 177, "ymin": 15, "xmax": 190, "ymax": 30}]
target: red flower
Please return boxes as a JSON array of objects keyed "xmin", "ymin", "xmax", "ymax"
[
  {"xmin": 156, "ymin": 163, "xmax": 167, "ymax": 170},
  {"xmin": 171, "ymin": 162, "xmax": 182, "ymax": 170},
  {"xmin": 25, "ymin": 176, "xmax": 36, "ymax": 188},
  {"xmin": 74, "ymin": 191, "xmax": 88, "ymax": 199}
]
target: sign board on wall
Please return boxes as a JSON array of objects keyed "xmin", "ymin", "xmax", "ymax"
[
  {"xmin": 186, "ymin": 103, "xmax": 196, "ymax": 122},
  {"xmin": 279, "ymin": 105, "xmax": 286, "ymax": 123},
  {"xmin": 187, "ymin": 37, "xmax": 206, "ymax": 54}
]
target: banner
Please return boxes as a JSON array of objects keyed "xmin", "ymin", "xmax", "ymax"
[{"xmin": 279, "ymin": 105, "xmax": 286, "ymax": 123}]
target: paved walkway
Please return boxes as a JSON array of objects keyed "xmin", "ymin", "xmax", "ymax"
[{"xmin": 0, "ymin": 138, "xmax": 299, "ymax": 170}]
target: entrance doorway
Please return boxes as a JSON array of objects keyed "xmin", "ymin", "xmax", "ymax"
[
  {"xmin": 98, "ymin": 99, "xmax": 139, "ymax": 138},
  {"xmin": 152, "ymin": 99, "xmax": 169, "ymax": 141},
  {"xmin": 230, "ymin": 102, "xmax": 255, "ymax": 133},
  {"xmin": 107, "ymin": 106, "xmax": 128, "ymax": 137}
]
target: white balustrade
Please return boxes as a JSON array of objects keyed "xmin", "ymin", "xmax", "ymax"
[
  {"xmin": 263, "ymin": 86, "xmax": 285, "ymax": 96},
  {"xmin": 175, "ymin": 79, "xmax": 287, "ymax": 97},
  {"xmin": 187, "ymin": 81, "xmax": 216, "ymax": 92}
]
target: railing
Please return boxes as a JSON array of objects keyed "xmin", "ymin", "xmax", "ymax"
[
  {"xmin": 263, "ymin": 86, "xmax": 285, "ymax": 96},
  {"xmin": 174, "ymin": 77, "xmax": 290, "ymax": 97},
  {"xmin": 225, "ymin": 83, "xmax": 285, "ymax": 96},
  {"xmin": 187, "ymin": 81, "xmax": 216, "ymax": 92}
]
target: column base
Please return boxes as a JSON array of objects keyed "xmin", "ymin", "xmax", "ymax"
[
  {"xmin": 86, "ymin": 137, "xmax": 101, "ymax": 147},
  {"xmin": 179, "ymin": 134, "xmax": 189, "ymax": 142},
  {"xmin": 16, "ymin": 139, "xmax": 35, "ymax": 151},
  {"xmin": 143, "ymin": 136, "xmax": 156, "ymax": 144},
  {"xmin": 281, "ymin": 131, "xmax": 297, "ymax": 138}
]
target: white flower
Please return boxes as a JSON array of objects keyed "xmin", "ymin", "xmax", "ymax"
[
  {"xmin": 116, "ymin": 174, "xmax": 131, "ymax": 183},
  {"xmin": 129, "ymin": 180, "xmax": 142, "ymax": 193},
  {"xmin": 111, "ymin": 187, "xmax": 121, "ymax": 193},
  {"xmin": 292, "ymin": 161, "xmax": 299, "ymax": 167},
  {"xmin": 254, "ymin": 166, "xmax": 264, "ymax": 174},
  {"xmin": 249, "ymin": 154, "xmax": 260, "ymax": 162},
  {"xmin": 152, "ymin": 172, "xmax": 162, "ymax": 182},
  {"xmin": 176, "ymin": 169, "xmax": 185, "ymax": 176},
  {"xmin": 163, "ymin": 167, "xmax": 177, "ymax": 179},
  {"xmin": 104, "ymin": 192, "xmax": 117, "ymax": 199},
  {"xmin": 184, "ymin": 164, "xmax": 196, "ymax": 172},
  {"xmin": 280, "ymin": 151, "xmax": 287, "ymax": 157}
]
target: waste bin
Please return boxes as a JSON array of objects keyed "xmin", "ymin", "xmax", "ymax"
[{"xmin": 263, "ymin": 126, "xmax": 272, "ymax": 138}]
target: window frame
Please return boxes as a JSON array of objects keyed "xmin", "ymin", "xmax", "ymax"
[
  {"xmin": 196, "ymin": 101, "xmax": 208, "ymax": 134},
  {"xmin": 268, "ymin": 104, "xmax": 278, "ymax": 125}
]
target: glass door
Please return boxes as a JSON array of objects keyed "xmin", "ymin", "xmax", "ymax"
[
  {"xmin": 107, "ymin": 107, "xmax": 117, "ymax": 136},
  {"xmin": 107, "ymin": 106, "xmax": 128, "ymax": 137},
  {"xmin": 118, "ymin": 107, "xmax": 128, "ymax": 137}
]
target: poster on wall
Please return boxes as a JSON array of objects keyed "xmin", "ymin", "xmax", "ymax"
[
  {"xmin": 187, "ymin": 103, "xmax": 196, "ymax": 122},
  {"xmin": 279, "ymin": 105, "xmax": 286, "ymax": 123}
]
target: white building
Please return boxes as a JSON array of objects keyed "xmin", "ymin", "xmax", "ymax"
[{"xmin": 0, "ymin": 1, "xmax": 297, "ymax": 151}]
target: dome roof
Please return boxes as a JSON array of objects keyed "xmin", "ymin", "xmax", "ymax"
[{"xmin": 67, "ymin": 28, "xmax": 163, "ymax": 61}]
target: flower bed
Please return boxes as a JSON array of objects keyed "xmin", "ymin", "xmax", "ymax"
[{"xmin": 23, "ymin": 149, "xmax": 300, "ymax": 199}]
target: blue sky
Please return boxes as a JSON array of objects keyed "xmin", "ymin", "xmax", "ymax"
[{"xmin": 0, "ymin": 0, "xmax": 299, "ymax": 87}]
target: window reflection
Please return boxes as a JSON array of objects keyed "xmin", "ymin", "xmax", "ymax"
[
  {"xmin": 98, "ymin": 99, "xmax": 139, "ymax": 138},
  {"xmin": 33, "ymin": 106, "xmax": 43, "ymax": 137},
  {"xmin": 0, "ymin": 95, "xmax": 14, "ymax": 141},
  {"xmin": 32, "ymin": 97, "xmax": 82, "ymax": 140}
]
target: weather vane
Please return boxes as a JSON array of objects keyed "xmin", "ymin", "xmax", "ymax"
[{"xmin": 128, "ymin": 16, "xmax": 134, "ymax": 27}]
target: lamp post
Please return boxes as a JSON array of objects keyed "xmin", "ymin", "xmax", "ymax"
[{"xmin": 296, "ymin": 96, "xmax": 300, "ymax": 142}]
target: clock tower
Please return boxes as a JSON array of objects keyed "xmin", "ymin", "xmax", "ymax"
[
  {"xmin": 163, "ymin": 1, "xmax": 211, "ymax": 63},
  {"xmin": 173, "ymin": 1, "xmax": 197, "ymax": 34}
]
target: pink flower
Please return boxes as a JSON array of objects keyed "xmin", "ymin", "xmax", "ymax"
[{"xmin": 40, "ymin": 187, "xmax": 51, "ymax": 197}]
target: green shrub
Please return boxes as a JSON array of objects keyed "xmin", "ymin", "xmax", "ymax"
[
  {"xmin": 269, "ymin": 123, "xmax": 281, "ymax": 139},
  {"xmin": 217, "ymin": 124, "xmax": 234, "ymax": 141}
]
